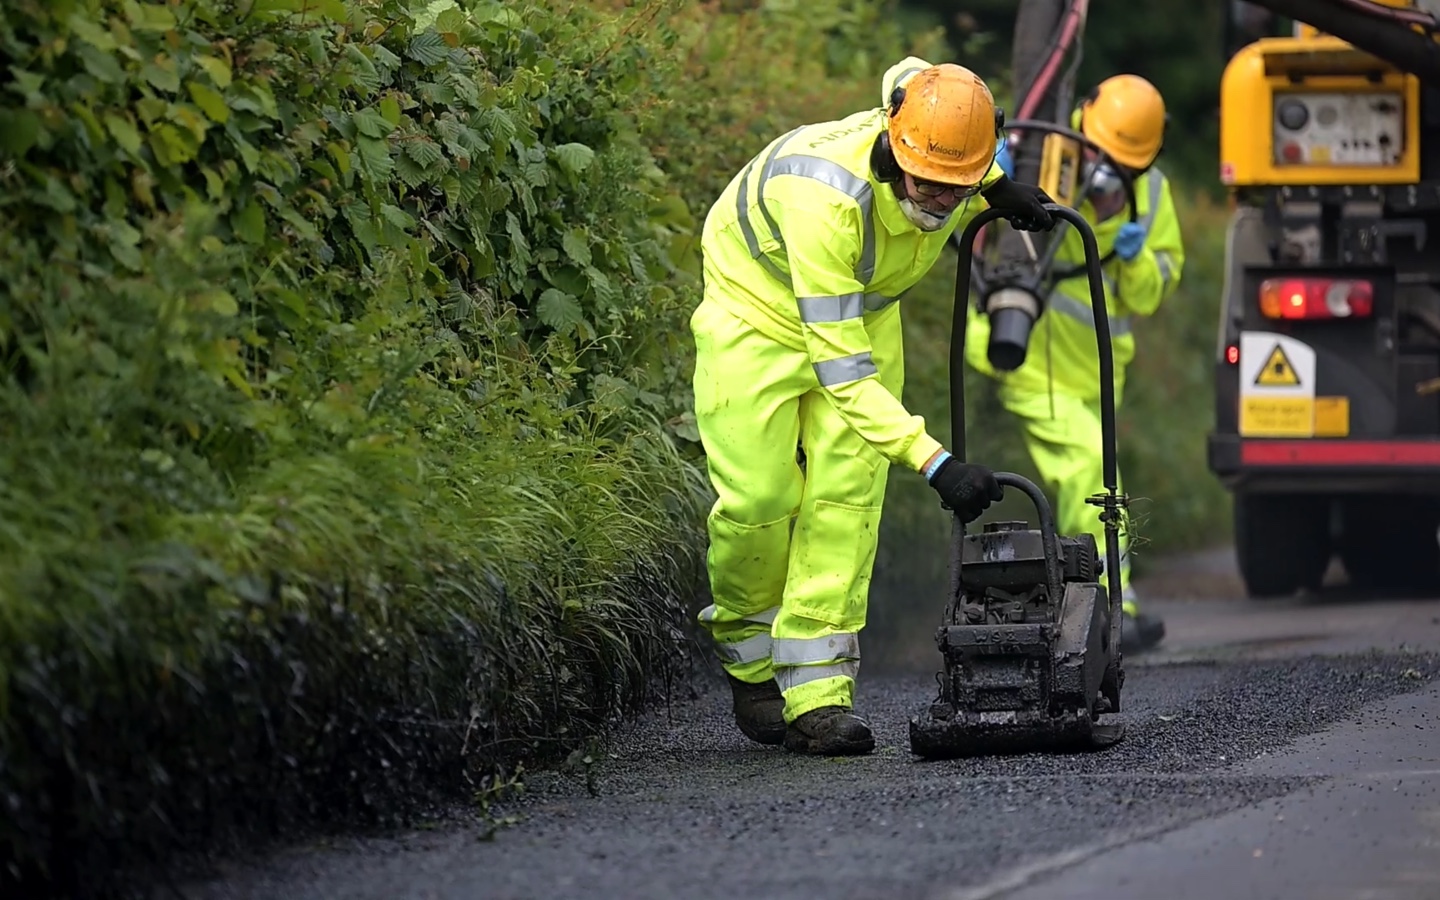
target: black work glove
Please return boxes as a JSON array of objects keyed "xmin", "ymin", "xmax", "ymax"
[
  {"xmin": 927, "ymin": 456, "xmax": 1004, "ymax": 524},
  {"xmin": 980, "ymin": 175, "xmax": 1056, "ymax": 232}
]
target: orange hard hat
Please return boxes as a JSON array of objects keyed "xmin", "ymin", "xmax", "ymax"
[
  {"xmin": 888, "ymin": 64, "xmax": 998, "ymax": 186},
  {"xmin": 1080, "ymin": 74, "xmax": 1166, "ymax": 170}
]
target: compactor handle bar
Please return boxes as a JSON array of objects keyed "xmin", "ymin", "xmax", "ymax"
[
  {"xmin": 949, "ymin": 203, "xmax": 1125, "ymax": 638},
  {"xmin": 950, "ymin": 203, "xmax": 1118, "ymax": 495}
]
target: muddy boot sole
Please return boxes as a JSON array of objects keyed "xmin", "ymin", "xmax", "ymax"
[{"xmin": 782, "ymin": 708, "xmax": 876, "ymax": 756}]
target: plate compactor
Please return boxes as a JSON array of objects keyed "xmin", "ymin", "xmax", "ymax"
[{"xmin": 909, "ymin": 203, "xmax": 1128, "ymax": 759}]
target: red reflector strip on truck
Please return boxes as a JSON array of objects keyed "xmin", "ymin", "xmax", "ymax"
[{"xmin": 1241, "ymin": 440, "xmax": 1440, "ymax": 466}]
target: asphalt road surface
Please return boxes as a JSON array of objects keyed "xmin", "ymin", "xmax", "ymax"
[{"xmin": 185, "ymin": 547, "xmax": 1440, "ymax": 900}]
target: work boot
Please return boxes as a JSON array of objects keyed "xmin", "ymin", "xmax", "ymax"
[
  {"xmin": 783, "ymin": 706, "xmax": 876, "ymax": 756},
  {"xmin": 725, "ymin": 674, "xmax": 787, "ymax": 745},
  {"xmin": 1122, "ymin": 610, "xmax": 1166, "ymax": 653}
]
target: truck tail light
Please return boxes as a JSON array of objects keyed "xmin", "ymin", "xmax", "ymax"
[{"xmin": 1259, "ymin": 277, "xmax": 1374, "ymax": 320}]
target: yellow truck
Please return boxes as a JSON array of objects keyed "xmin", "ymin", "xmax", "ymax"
[{"xmin": 1210, "ymin": 0, "xmax": 1440, "ymax": 595}]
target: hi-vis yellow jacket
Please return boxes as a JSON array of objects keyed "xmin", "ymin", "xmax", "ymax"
[
  {"xmin": 700, "ymin": 57, "xmax": 1004, "ymax": 474},
  {"xmin": 965, "ymin": 118, "xmax": 1184, "ymax": 401}
]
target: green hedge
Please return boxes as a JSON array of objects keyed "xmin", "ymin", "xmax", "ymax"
[{"xmin": 0, "ymin": 0, "xmax": 707, "ymax": 894}]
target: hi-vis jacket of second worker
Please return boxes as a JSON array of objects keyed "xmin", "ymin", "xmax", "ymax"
[
  {"xmin": 700, "ymin": 56, "xmax": 1006, "ymax": 475},
  {"xmin": 964, "ymin": 158, "xmax": 1185, "ymax": 402}
]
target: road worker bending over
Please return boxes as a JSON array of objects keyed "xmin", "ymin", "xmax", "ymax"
[
  {"xmin": 690, "ymin": 58, "xmax": 1057, "ymax": 757},
  {"xmin": 967, "ymin": 74, "xmax": 1185, "ymax": 653}
]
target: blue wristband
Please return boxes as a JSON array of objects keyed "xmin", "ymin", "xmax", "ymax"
[{"xmin": 924, "ymin": 450, "xmax": 952, "ymax": 483}]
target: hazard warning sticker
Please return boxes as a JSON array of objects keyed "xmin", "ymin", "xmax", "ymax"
[
  {"xmin": 1254, "ymin": 343, "xmax": 1301, "ymax": 387},
  {"xmin": 1239, "ymin": 333, "xmax": 1315, "ymax": 399},
  {"xmin": 1238, "ymin": 332, "xmax": 1320, "ymax": 437}
]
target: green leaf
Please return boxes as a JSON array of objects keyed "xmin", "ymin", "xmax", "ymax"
[
  {"xmin": 356, "ymin": 136, "xmax": 394, "ymax": 181},
  {"xmin": 344, "ymin": 45, "xmax": 382, "ymax": 94},
  {"xmin": 187, "ymin": 81, "xmax": 230, "ymax": 123},
  {"xmin": 197, "ymin": 55, "xmax": 232, "ymax": 89},
  {"xmin": 546, "ymin": 265, "xmax": 589, "ymax": 297},
  {"xmin": 329, "ymin": 142, "xmax": 351, "ymax": 176},
  {"xmin": 352, "ymin": 107, "xmax": 395, "ymax": 139},
  {"xmin": 553, "ymin": 142, "xmax": 595, "ymax": 176},
  {"xmin": 231, "ymin": 83, "xmax": 278, "ymax": 119},
  {"xmin": 536, "ymin": 289, "xmax": 585, "ymax": 335},
  {"xmin": 68, "ymin": 14, "xmax": 118, "ymax": 50},
  {"xmin": 199, "ymin": 289, "xmax": 239, "ymax": 316},
  {"xmin": 561, "ymin": 230, "xmax": 591, "ymax": 267},
  {"xmin": 0, "ymin": 109, "xmax": 41, "ymax": 156},
  {"xmin": 78, "ymin": 45, "xmax": 126, "ymax": 84},
  {"xmin": 381, "ymin": 203, "xmax": 416, "ymax": 231},
  {"xmin": 249, "ymin": 0, "xmax": 341, "ymax": 16},
  {"xmin": 126, "ymin": 1, "xmax": 178, "ymax": 32},
  {"xmin": 379, "ymin": 95, "xmax": 401, "ymax": 126},
  {"xmin": 103, "ymin": 113, "xmax": 142, "ymax": 154},
  {"xmin": 586, "ymin": 267, "xmax": 618, "ymax": 305},
  {"xmin": 233, "ymin": 200, "xmax": 266, "ymax": 244},
  {"xmin": 142, "ymin": 60, "xmax": 180, "ymax": 94},
  {"xmin": 408, "ymin": 32, "xmax": 450, "ymax": 67},
  {"xmin": 436, "ymin": 8, "xmax": 466, "ymax": 31},
  {"xmin": 482, "ymin": 108, "xmax": 517, "ymax": 144},
  {"xmin": 109, "ymin": 240, "xmax": 143, "ymax": 272},
  {"xmin": 277, "ymin": 206, "xmax": 319, "ymax": 241},
  {"xmin": 395, "ymin": 154, "xmax": 428, "ymax": 188},
  {"xmin": 403, "ymin": 138, "xmax": 444, "ymax": 168},
  {"xmin": 202, "ymin": 167, "xmax": 226, "ymax": 199}
]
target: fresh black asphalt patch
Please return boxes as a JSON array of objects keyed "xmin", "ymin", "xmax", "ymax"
[{"xmin": 183, "ymin": 650, "xmax": 1440, "ymax": 900}]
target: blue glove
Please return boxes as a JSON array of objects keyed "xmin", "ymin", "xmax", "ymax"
[
  {"xmin": 994, "ymin": 139, "xmax": 1015, "ymax": 179},
  {"xmin": 1114, "ymin": 222, "xmax": 1147, "ymax": 261}
]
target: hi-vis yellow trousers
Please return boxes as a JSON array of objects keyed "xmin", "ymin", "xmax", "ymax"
[{"xmin": 690, "ymin": 296, "xmax": 905, "ymax": 723}]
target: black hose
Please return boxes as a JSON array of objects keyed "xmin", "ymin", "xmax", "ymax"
[{"xmin": 1243, "ymin": 0, "xmax": 1440, "ymax": 85}]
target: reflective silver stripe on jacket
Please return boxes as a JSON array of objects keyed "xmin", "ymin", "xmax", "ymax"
[
  {"xmin": 735, "ymin": 125, "xmax": 879, "ymax": 288},
  {"xmin": 1138, "ymin": 169, "xmax": 1164, "ymax": 229},
  {"xmin": 798, "ymin": 292, "xmax": 866, "ymax": 323},
  {"xmin": 1154, "ymin": 250, "xmax": 1177, "ymax": 288},
  {"xmin": 772, "ymin": 633, "xmax": 861, "ymax": 692},
  {"xmin": 1049, "ymin": 295, "xmax": 1132, "ymax": 336},
  {"xmin": 793, "ymin": 289, "xmax": 896, "ymax": 322},
  {"xmin": 813, "ymin": 351, "xmax": 878, "ymax": 387}
]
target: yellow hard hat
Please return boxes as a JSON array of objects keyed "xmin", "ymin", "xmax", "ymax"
[
  {"xmin": 1080, "ymin": 74, "xmax": 1166, "ymax": 170},
  {"xmin": 888, "ymin": 64, "xmax": 999, "ymax": 186}
]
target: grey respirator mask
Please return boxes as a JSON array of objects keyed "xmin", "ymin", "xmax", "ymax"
[{"xmin": 1083, "ymin": 160, "xmax": 1125, "ymax": 199}]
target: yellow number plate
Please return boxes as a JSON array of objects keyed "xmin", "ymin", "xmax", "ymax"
[{"xmin": 1239, "ymin": 396, "xmax": 1350, "ymax": 437}]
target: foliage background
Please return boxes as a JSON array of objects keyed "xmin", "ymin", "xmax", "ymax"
[{"xmin": 0, "ymin": 0, "xmax": 1236, "ymax": 892}]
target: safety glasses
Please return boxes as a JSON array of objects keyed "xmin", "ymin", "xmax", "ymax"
[{"xmin": 909, "ymin": 176, "xmax": 983, "ymax": 200}]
